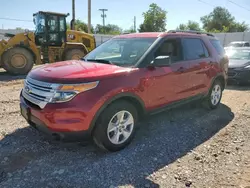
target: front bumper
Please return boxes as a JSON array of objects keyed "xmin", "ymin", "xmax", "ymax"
[
  {"xmin": 227, "ymin": 68, "xmax": 250, "ymax": 83},
  {"xmin": 20, "ymin": 93, "xmax": 92, "ymax": 142}
]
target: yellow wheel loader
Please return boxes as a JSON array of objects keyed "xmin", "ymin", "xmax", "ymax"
[{"xmin": 0, "ymin": 11, "xmax": 96, "ymax": 75}]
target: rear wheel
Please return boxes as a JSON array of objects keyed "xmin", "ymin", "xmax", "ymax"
[
  {"xmin": 204, "ymin": 80, "xmax": 223, "ymax": 109},
  {"xmin": 2, "ymin": 47, "xmax": 34, "ymax": 75},
  {"xmin": 93, "ymin": 100, "xmax": 138, "ymax": 152},
  {"xmin": 64, "ymin": 49, "xmax": 86, "ymax": 60}
]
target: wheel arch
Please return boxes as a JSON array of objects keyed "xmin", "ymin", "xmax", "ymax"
[
  {"xmin": 212, "ymin": 74, "xmax": 226, "ymax": 90},
  {"xmin": 89, "ymin": 92, "xmax": 146, "ymax": 135},
  {"xmin": 62, "ymin": 43, "xmax": 88, "ymax": 60}
]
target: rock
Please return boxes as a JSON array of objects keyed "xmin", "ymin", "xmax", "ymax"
[
  {"xmin": 225, "ymin": 150, "xmax": 231, "ymax": 154},
  {"xmin": 185, "ymin": 180, "xmax": 192, "ymax": 187},
  {"xmin": 24, "ymin": 170, "xmax": 31, "ymax": 174},
  {"xmin": 194, "ymin": 156, "xmax": 201, "ymax": 161},
  {"xmin": 174, "ymin": 174, "xmax": 181, "ymax": 181},
  {"xmin": 7, "ymin": 173, "xmax": 12, "ymax": 178},
  {"xmin": 213, "ymin": 153, "xmax": 218, "ymax": 157},
  {"xmin": 162, "ymin": 174, "xmax": 167, "ymax": 179},
  {"xmin": 58, "ymin": 169, "xmax": 65, "ymax": 175},
  {"xmin": 3, "ymin": 157, "xmax": 8, "ymax": 161},
  {"xmin": 236, "ymin": 147, "xmax": 240, "ymax": 151},
  {"xmin": 174, "ymin": 175, "xmax": 179, "ymax": 179},
  {"xmin": 153, "ymin": 157, "xmax": 158, "ymax": 161}
]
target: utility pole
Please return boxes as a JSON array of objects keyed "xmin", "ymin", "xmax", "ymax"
[
  {"xmin": 134, "ymin": 16, "xmax": 136, "ymax": 32},
  {"xmin": 70, "ymin": 0, "xmax": 75, "ymax": 30},
  {"xmin": 88, "ymin": 0, "xmax": 91, "ymax": 33},
  {"xmin": 99, "ymin": 9, "xmax": 108, "ymax": 33}
]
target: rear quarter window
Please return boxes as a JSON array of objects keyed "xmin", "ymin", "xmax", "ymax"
[{"xmin": 210, "ymin": 39, "xmax": 225, "ymax": 55}]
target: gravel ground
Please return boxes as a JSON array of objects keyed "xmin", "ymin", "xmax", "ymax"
[{"xmin": 0, "ymin": 69, "xmax": 250, "ymax": 188}]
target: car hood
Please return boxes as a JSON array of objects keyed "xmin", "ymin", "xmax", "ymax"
[
  {"xmin": 29, "ymin": 60, "xmax": 135, "ymax": 83},
  {"xmin": 228, "ymin": 59, "xmax": 250, "ymax": 68}
]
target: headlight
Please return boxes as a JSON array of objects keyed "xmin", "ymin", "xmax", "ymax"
[
  {"xmin": 50, "ymin": 81, "xmax": 99, "ymax": 103},
  {"xmin": 244, "ymin": 65, "xmax": 250, "ymax": 69}
]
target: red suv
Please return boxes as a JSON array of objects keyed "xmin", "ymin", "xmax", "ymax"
[{"xmin": 20, "ymin": 31, "xmax": 228, "ymax": 152}]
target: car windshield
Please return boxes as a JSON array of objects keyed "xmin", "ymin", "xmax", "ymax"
[
  {"xmin": 227, "ymin": 49, "xmax": 250, "ymax": 60},
  {"xmin": 83, "ymin": 37, "xmax": 157, "ymax": 66}
]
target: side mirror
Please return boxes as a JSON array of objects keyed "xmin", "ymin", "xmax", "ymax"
[{"xmin": 150, "ymin": 55, "xmax": 171, "ymax": 67}]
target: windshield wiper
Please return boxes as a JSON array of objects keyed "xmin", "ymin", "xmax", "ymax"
[{"xmin": 84, "ymin": 59, "xmax": 114, "ymax": 65}]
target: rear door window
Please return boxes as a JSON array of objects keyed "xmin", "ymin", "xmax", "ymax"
[
  {"xmin": 182, "ymin": 38, "xmax": 208, "ymax": 60},
  {"xmin": 245, "ymin": 42, "xmax": 250, "ymax": 47}
]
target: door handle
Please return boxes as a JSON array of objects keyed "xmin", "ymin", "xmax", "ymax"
[{"xmin": 177, "ymin": 67, "xmax": 185, "ymax": 73}]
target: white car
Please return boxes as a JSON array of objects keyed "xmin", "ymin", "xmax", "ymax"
[{"xmin": 226, "ymin": 41, "xmax": 250, "ymax": 48}]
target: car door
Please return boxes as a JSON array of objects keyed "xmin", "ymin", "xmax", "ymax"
[
  {"xmin": 142, "ymin": 37, "xmax": 192, "ymax": 109},
  {"xmin": 181, "ymin": 37, "xmax": 212, "ymax": 96}
]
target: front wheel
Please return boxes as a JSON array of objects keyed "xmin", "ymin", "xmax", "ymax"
[
  {"xmin": 204, "ymin": 80, "xmax": 223, "ymax": 109},
  {"xmin": 2, "ymin": 47, "xmax": 34, "ymax": 75},
  {"xmin": 93, "ymin": 100, "xmax": 138, "ymax": 152}
]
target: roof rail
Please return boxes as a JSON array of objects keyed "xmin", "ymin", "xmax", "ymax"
[{"xmin": 167, "ymin": 30, "xmax": 214, "ymax": 37}]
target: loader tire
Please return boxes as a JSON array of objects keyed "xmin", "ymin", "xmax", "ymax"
[
  {"xmin": 2, "ymin": 47, "xmax": 34, "ymax": 75},
  {"xmin": 64, "ymin": 49, "xmax": 86, "ymax": 60}
]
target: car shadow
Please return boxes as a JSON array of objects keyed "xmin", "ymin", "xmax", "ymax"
[
  {"xmin": 0, "ymin": 103, "xmax": 234, "ymax": 187},
  {"xmin": 226, "ymin": 82, "xmax": 250, "ymax": 91},
  {"xmin": 0, "ymin": 70, "xmax": 26, "ymax": 82}
]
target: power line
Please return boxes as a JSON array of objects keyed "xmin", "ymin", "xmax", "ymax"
[
  {"xmin": 197, "ymin": 0, "xmax": 216, "ymax": 7},
  {"xmin": 0, "ymin": 17, "xmax": 32, "ymax": 22},
  {"xmin": 228, "ymin": 0, "xmax": 250, "ymax": 12}
]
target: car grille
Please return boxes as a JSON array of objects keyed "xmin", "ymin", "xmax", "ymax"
[{"xmin": 22, "ymin": 76, "xmax": 59, "ymax": 109}]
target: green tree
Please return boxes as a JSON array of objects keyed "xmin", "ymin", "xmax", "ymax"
[
  {"xmin": 176, "ymin": 23, "xmax": 187, "ymax": 30},
  {"xmin": 200, "ymin": 6, "xmax": 249, "ymax": 32},
  {"xmin": 123, "ymin": 26, "xmax": 136, "ymax": 33},
  {"xmin": 15, "ymin": 27, "xmax": 24, "ymax": 30},
  {"xmin": 95, "ymin": 24, "xmax": 122, "ymax": 35},
  {"xmin": 66, "ymin": 19, "xmax": 94, "ymax": 33},
  {"xmin": 176, "ymin": 20, "xmax": 201, "ymax": 31},
  {"xmin": 138, "ymin": 3, "xmax": 167, "ymax": 32}
]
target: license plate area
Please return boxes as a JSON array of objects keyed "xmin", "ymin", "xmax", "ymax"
[{"xmin": 20, "ymin": 104, "xmax": 30, "ymax": 121}]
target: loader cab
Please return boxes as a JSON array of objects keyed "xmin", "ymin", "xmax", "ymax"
[{"xmin": 33, "ymin": 11, "xmax": 68, "ymax": 47}]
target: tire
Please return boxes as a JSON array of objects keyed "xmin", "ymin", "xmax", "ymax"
[
  {"xmin": 2, "ymin": 47, "xmax": 34, "ymax": 75},
  {"xmin": 204, "ymin": 80, "xmax": 223, "ymax": 110},
  {"xmin": 93, "ymin": 100, "xmax": 138, "ymax": 152},
  {"xmin": 64, "ymin": 49, "xmax": 86, "ymax": 60}
]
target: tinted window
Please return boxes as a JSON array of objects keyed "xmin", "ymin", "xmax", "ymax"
[
  {"xmin": 202, "ymin": 43, "xmax": 209, "ymax": 57},
  {"xmin": 59, "ymin": 17, "xmax": 66, "ymax": 32},
  {"xmin": 47, "ymin": 15, "xmax": 58, "ymax": 32},
  {"xmin": 210, "ymin": 39, "xmax": 225, "ymax": 55},
  {"xmin": 155, "ymin": 38, "xmax": 183, "ymax": 62},
  {"xmin": 245, "ymin": 43, "xmax": 250, "ymax": 47},
  {"xmin": 182, "ymin": 38, "xmax": 208, "ymax": 60}
]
